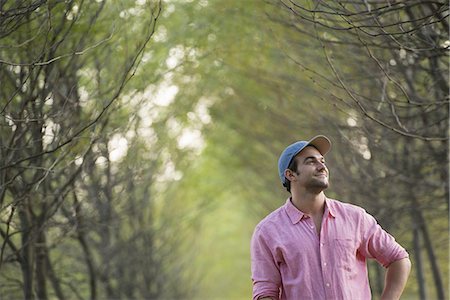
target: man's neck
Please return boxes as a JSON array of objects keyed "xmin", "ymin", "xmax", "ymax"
[{"xmin": 290, "ymin": 190, "xmax": 326, "ymax": 216}]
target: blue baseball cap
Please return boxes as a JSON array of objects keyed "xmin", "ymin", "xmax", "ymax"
[{"xmin": 278, "ymin": 135, "xmax": 331, "ymax": 185}]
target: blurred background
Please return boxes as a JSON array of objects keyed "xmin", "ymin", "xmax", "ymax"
[{"xmin": 0, "ymin": 0, "xmax": 448, "ymax": 299}]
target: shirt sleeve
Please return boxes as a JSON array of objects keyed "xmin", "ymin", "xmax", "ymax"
[
  {"xmin": 251, "ymin": 226, "xmax": 281, "ymax": 300},
  {"xmin": 358, "ymin": 210, "xmax": 409, "ymax": 268}
]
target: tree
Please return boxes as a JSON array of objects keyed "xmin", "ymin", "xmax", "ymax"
[{"xmin": 0, "ymin": 1, "xmax": 197, "ymax": 298}]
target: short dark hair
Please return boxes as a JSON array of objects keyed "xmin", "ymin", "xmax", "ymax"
[{"xmin": 283, "ymin": 157, "xmax": 299, "ymax": 193}]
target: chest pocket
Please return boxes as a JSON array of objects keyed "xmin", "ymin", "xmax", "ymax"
[{"xmin": 334, "ymin": 238, "xmax": 357, "ymax": 279}]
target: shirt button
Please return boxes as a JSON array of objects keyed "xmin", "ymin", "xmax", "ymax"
[
  {"xmin": 323, "ymin": 262, "xmax": 327, "ymax": 266},
  {"xmin": 326, "ymin": 283, "xmax": 331, "ymax": 287}
]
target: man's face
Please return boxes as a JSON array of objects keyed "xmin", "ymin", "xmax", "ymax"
[{"xmin": 292, "ymin": 146, "xmax": 329, "ymax": 191}]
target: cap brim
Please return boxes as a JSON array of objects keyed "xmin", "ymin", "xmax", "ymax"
[{"xmin": 307, "ymin": 135, "xmax": 331, "ymax": 156}]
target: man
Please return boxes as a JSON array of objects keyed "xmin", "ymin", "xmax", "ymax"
[{"xmin": 251, "ymin": 135, "xmax": 411, "ymax": 300}]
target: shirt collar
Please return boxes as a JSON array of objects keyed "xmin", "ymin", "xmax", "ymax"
[
  {"xmin": 284, "ymin": 197, "xmax": 336, "ymax": 225},
  {"xmin": 324, "ymin": 197, "xmax": 337, "ymax": 218},
  {"xmin": 284, "ymin": 198, "xmax": 305, "ymax": 224}
]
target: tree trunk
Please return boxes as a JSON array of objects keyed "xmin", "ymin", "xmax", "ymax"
[
  {"xmin": 418, "ymin": 210, "xmax": 445, "ymax": 299},
  {"xmin": 35, "ymin": 230, "xmax": 48, "ymax": 300},
  {"xmin": 74, "ymin": 192, "xmax": 97, "ymax": 300},
  {"xmin": 413, "ymin": 222, "xmax": 427, "ymax": 300},
  {"xmin": 19, "ymin": 201, "xmax": 34, "ymax": 300},
  {"xmin": 45, "ymin": 253, "xmax": 65, "ymax": 300}
]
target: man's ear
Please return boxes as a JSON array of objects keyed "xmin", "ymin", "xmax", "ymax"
[{"xmin": 284, "ymin": 169, "xmax": 297, "ymax": 181}]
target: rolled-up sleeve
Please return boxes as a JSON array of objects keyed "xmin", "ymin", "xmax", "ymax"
[
  {"xmin": 359, "ymin": 211, "xmax": 409, "ymax": 268},
  {"xmin": 251, "ymin": 226, "xmax": 281, "ymax": 300}
]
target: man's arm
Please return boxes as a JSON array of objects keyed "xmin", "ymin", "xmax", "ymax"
[
  {"xmin": 381, "ymin": 257, "xmax": 411, "ymax": 300},
  {"xmin": 251, "ymin": 227, "xmax": 281, "ymax": 300}
]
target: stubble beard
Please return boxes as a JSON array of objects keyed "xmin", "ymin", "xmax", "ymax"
[{"xmin": 306, "ymin": 177, "xmax": 329, "ymax": 193}]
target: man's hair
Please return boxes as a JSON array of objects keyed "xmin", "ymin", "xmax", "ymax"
[{"xmin": 283, "ymin": 157, "xmax": 298, "ymax": 193}]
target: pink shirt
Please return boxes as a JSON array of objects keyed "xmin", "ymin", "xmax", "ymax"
[{"xmin": 251, "ymin": 198, "xmax": 409, "ymax": 300}]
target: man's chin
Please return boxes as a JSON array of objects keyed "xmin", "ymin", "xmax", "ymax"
[
  {"xmin": 319, "ymin": 183, "xmax": 329, "ymax": 190},
  {"xmin": 307, "ymin": 181, "xmax": 329, "ymax": 192},
  {"xmin": 314, "ymin": 179, "xmax": 329, "ymax": 188}
]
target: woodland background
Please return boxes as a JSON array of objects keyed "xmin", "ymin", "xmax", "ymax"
[{"xmin": 0, "ymin": 0, "xmax": 448, "ymax": 299}]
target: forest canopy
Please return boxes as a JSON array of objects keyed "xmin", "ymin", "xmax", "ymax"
[{"xmin": 0, "ymin": 0, "xmax": 448, "ymax": 299}]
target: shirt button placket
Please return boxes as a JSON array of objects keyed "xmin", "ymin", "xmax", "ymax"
[{"xmin": 320, "ymin": 240, "xmax": 332, "ymax": 298}]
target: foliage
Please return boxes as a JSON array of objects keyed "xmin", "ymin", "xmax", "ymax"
[
  {"xmin": 0, "ymin": 0, "xmax": 196, "ymax": 299},
  {"xmin": 0, "ymin": 0, "xmax": 448, "ymax": 299}
]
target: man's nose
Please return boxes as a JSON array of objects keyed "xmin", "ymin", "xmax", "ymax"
[{"xmin": 317, "ymin": 162, "xmax": 326, "ymax": 170}]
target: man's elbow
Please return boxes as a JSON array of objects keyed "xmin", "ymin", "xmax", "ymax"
[
  {"xmin": 390, "ymin": 257, "xmax": 412, "ymax": 274},
  {"xmin": 398, "ymin": 257, "xmax": 411, "ymax": 271},
  {"xmin": 403, "ymin": 257, "xmax": 412, "ymax": 274}
]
